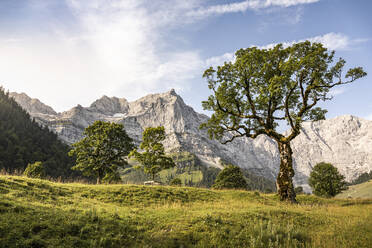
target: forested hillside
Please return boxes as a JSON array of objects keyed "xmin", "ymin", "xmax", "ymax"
[{"xmin": 0, "ymin": 88, "xmax": 75, "ymax": 178}]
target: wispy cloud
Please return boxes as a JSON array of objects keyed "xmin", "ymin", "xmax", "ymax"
[
  {"xmin": 187, "ymin": 0, "xmax": 320, "ymax": 18},
  {"xmin": 258, "ymin": 32, "xmax": 353, "ymax": 50},
  {"xmin": 205, "ymin": 33, "xmax": 365, "ymax": 67}
]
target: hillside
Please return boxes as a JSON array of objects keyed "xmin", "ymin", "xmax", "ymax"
[
  {"xmin": 1, "ymin": 175, "xmax": 371, "ymax": 247},
  {"xmin": 0, "ymin": 88, "xmax": 75, "ymax": 178},
  {"xmin": 336, "ymin": 180, "xmax": 372, "ymax": 199},
  {"xmin": 10, "ymin": 90, "xmax": 372, "ymax": 191},
  {"xmin": 122, "ymin": 151, "xmax": 276, "ymax": 191}
]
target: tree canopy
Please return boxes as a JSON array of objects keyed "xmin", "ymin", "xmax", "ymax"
[
  {"xmin": 24, "ymin": 161, "xmax": 45, "ymax": 179},
  {"xmin": 68, "ymin": 120, "xmax": 134, "ymax": 184},
  {"xmin": 308, "ymin": 162, "xmax": 347, "ymax": 197},
  {"xmin": 212, "ymin": 165, "xmax": 248, "ymax": 190},
  {"xmin": 129, "ymin": 126, "xmax": 175, "ymax": 180},
  {"xmin": 201, "ymin": 41, "xmax": 366, "ymax": 202},
  {"xmin": 0, "ymin": 87, "xmax": 75, "ymax": 178}
]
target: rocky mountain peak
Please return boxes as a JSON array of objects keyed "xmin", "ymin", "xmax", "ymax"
[
  {"xmin": 9, "ymin": 92, "xmax": 57, "ymax": 115},
  {"xmin": 89, "ymin": 95, "xmax": 129, "ymax": 115},
  {"xmin": 168, "ymin": 88, "xmax": 177, "ymax": 96}
]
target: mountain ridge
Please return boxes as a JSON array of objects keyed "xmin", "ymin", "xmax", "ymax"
[{"xmin": 10, "ymin": 90, "xmax": 372, "ymax": 192}]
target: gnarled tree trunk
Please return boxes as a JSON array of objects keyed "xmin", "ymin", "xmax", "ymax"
[{"xmin": 276, "ymin": 142, "xmax": 297, "ymax": 203}]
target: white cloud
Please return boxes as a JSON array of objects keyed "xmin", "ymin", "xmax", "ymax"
[
  {"xmin": 258, "ymin": 32, "xmax": 352, "ymax": 50},
  {"xmin": 329, "ymin": 88, "xmax": 346, "ymax": 97},
  {"xmin": 205, "ymin": 33, "xmax": 361, "ymax": 67},
  {"xmin": 205, "ymin": 53, "xmax": 236, "ymax": 68},
  {"xmin": 307, "ymin": 33, "xmax": 351, "ymax": 50},
  {"xmin": 0, "ymin": 0, "xmax": 204, "ymax": 112},
  {"xmin": 187, "ymin": 0, "xmax": 320, "ymax": 18}
]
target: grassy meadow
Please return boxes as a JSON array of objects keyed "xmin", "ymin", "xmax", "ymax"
[
  {"xmin": 336, "ymin": 180, "xmax": 372, "ymax": 199},
  {"xmin": 0, "ymin": 175, "xmax": 371, "ymax": 248}
]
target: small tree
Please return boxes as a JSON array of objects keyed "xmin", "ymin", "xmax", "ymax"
[
  {"xmin": 308, "ymin": 162, "xmax": 347, "ymax": 197},
  {"xmin": 68, "ymin": 121, "xmax": 134, "ymax": 184},
  {"xmin": 201, "ymin": 41, "xmax": 366, "ymax": 202},
  {"xmin": 129, "ymin": 126, "xmax": 176, "ymax": 180},
  {"xmin": 212, "ymin": 165, "xmax": 248, "ymax": 190},
  {"xmin": 24, "ymin": 161, "xmax": 45, "ymax": 179}
]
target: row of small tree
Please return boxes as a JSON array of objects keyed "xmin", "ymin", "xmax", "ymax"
[
  {"xmin": 67, "ymin": 121, "xmax": 175, "ymax": 184},
  {"xmin": 23, "ymin": 155, "xmax": 347, "ymax": 198}
]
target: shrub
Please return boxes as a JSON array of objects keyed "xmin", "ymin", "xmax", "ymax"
[
  {"xmin": 169, "ymin": 178, "xmax": 182, "ymax": 186},
  {"xmin": 308, "ymin": 162, "xmax": 347, "ymax": 197},
  {"xmin": 24, "ymin": 161, "xmax": 45, "ymax": 179},
  {"xmin": 295, "ymin": 186, "xmax": 304, "ymax": 194},
  {"xmin": 212, "ymin": 165, "xmax": 247, "ymax": 190}
]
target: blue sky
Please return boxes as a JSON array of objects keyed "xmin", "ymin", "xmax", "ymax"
[{"xmin": 0, "ymin": 0, "xmax": 371, "ymax": 122}]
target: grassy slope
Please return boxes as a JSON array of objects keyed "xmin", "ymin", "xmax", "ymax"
[
  {"xmin": 0, "ymin": 176, "xmax": 371, "ymax": 248},
  {"xmin": 336, "ymin": 180, "xmax": 372, "ymax": 199}
]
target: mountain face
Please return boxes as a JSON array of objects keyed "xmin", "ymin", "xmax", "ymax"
[
  {"xmin": 11, "ymin": 90, "xmax": 372, "ymax": 192},
  {"xmin": 9, "ymin": 92, "xmax": 57, "ymax": 115}
]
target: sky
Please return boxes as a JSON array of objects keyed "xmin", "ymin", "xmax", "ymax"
[{"xmin": 0, "ymin": 0, "xmax": 371, "ymax": 122}]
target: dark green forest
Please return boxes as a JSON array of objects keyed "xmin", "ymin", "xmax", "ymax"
[{"xmin": 0, "ymin": 87, "xmax": 76, "ymax": 179}]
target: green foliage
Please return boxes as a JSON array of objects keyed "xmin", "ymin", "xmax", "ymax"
[
  {"xmin": 124, "ymin": 151, "xmax": 275, "ymax": 191},
  {"xmin": 129, "ymin": 126, "xmax": 175, "ymax": 180},
  {"xmin": 199, "ymin": 166, "xmax": 221, "ymax": 187},
  {"xmin": 69, "ymin": 120, "xmax": 134, "ymax": 184},
  {"xmin": 212, "ymin": 165, "xmax": 248, "ymax": 190},
  {"xmin": 309, "ymin": 162, "xmax": 347, "ymax": 197},
  {"xmin": 1, "ymin": 175, "xmax": 372, "ymax": 248},
  {"xmin": 169, "ymin": 178, "xmax": 182, "ymax": 186},
  {"xmin": 23, "ymin": 161, "xmax": 45, "ymax": 179},
  {"xmin": 201, "ymin": 41, "xmax": 366, "ymax": 143},
  {"xmin": 200, "ymin": 41, "xmax": 366, "ymax": 202},
  {"xmin": 349, "ymin": 171, "xmax": 372, "ymax": 185},
  {"xmin": 294, "ymin": 186, "xmax": 304, "ymax": 194},
  {"xmin": 0, "ymin": 87, "xmax": 75, "ymax": 179}
]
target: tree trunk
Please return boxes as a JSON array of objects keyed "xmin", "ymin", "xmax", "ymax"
[
  {"xmin": 97, "ymin": 170, "xmax": 103, "ymax": 184},
  {"xmin": 276, "ymin": 142, "xmax": 297, "ymax": 203}
]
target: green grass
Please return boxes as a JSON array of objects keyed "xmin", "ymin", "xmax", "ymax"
[
  {"xmin": 1, "ymin": 175, "xmax": 372, "ymax": 247},
  {"xmin": 159, "ymin": 168, "xmax": 203, "ymax": 186},
  {"xmin": 336, "ymin": 180, "xmax": 372, "ymax": 199}
]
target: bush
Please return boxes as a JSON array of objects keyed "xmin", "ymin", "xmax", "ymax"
[
  {"xmin": 24, "ymin": 162, "xmax": 45, "ymax": 179},
  {"xmin": 295, "ymin": 186, "xmax": 304, "ymax": 194},
  {"xmin": 212, "ymin": 165, "xmax": 247, "ymax": 190},
  {"xmin": 169, "ymin": 178, "xmax": 182, "ymax": 186},
  {"xmin": 308, "ymin": 162, "xmax": 347, "ymax": 197}
]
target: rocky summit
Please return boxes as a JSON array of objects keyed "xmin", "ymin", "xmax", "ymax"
[{"xmin": 10, "ymin": 90, "xmax": 372, "ymax": 191}]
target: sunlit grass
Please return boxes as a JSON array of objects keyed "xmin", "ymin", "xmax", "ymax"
[
  {"xmin": 0, "ymin": 175, "xmax": 371, "ymax": 247},
  {"xmin": 336, "ymin": 180, "xmax": 372, "ymax": 199}
]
